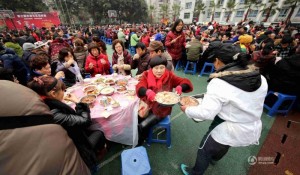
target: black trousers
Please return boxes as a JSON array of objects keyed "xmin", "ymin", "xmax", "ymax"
[
  {"xmin": 138, "ymin": 113, "xmax": 162, "ymax": 145},
  {"xmin": 87, "ymin": 130, "xmax": 106, "ymax": 151},
  {"xmin": 191, "ymin": 116, "xmax": 230, "ymax": 175}
]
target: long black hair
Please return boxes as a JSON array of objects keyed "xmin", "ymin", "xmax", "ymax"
[{"xmin": 171, "ymin": 19, "xmax": 184, "ymax": 33}]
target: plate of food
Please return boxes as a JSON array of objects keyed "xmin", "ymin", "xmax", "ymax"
[
  {"xmin": 84, "ymin": 85, "xmax": 97, "ymax": 93},
  {"xmin": 155, "ymin": 91, "xmax": 180, "ymax": 107},
  {"xmin": 104, "ymin": 78, "xmax": 115, "ymax": 85},
  {"xmin": 85, "ymin": 89, "xmax": 100, "ymax": 96},
  {"xmin": 100, "ymin": 87, "xmax": 115, "ymax": 96},
  {"xmin": 179, "ymin": 96, "xmax": 200, "ymax": 106},
  {"xmin": 80, "ymin": 95, "xmax": 96, "ymax": 104},
  {"xmin": 116, "ymin": 79, "xmax": 128, "ymax": 86},
  {"xmin": 115, "ymin": 86, "xmax": 127, "ymax": 93},
  {"xmin": 93, "ymin": 77, "xmax": 105, "ymax": 84}
]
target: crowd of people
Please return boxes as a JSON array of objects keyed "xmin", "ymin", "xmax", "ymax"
[{"xmin": 0, "ymin": 18, "xmax": 299, "ymax": 175}]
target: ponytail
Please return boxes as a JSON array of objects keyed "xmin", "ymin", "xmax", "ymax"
[{"xmin": 233, "ymin": 52, "xmax": 250, "ymax": 68}]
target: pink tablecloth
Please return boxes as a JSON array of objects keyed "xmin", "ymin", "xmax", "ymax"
[{"xmin": 69, "ymin": 75, "xmax": 139, "ymax": 146}]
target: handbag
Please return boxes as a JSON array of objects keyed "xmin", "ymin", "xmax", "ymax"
[{"xmin": 138, "ymin": 100, "xmax": 150, "ymax": 118}]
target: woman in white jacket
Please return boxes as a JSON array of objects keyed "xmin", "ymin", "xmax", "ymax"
[{"xmin": 180, "ymin": 43, "xmax": 268, "ymax": 175}]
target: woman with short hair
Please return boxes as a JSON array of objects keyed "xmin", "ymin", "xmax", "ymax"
[
  {"xmin": 111, "ymin": 39, "xmax": 132, "ymax": 75},
  {"xmin": 85, "ymin": 43, "xmax": 110, "ymax": 77}
]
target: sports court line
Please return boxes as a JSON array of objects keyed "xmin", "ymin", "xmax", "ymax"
[{"xmin": 98, "ymin": 111, "xmax": 184, "ymax": 168}]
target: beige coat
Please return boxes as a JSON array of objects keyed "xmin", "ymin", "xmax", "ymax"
[{"xmin": 0, "ymin": 81, "xmax": 90, "ymax": 175}]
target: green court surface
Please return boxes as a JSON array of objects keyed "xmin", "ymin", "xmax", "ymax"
[{"xmin": 96, "ymin": 45, "xmax": 275, "ymax": 175}]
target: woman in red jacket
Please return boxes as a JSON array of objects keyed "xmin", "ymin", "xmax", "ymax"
[
  {"xmin": 85, "ymin": 43, "xmax": 110, "ymax": 77},
  {"xmin": 136, "ymin": 56, "xmax": 193, "ymax": 144},
  {"xmin": 165, "ymin": 19, "xmax": 186, "ymax": 67}
]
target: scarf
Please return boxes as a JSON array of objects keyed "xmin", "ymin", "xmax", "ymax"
[{"xmin": 147, "ymin": 69, "xmax": 169, "ymax": 91}]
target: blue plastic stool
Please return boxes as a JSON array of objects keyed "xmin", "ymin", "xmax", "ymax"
[
  {"xmin": 130, "ymin": 46, "xmax": 136, "ymax": 55},
  {"xmin": 199, "ymin": 62, "xmax": 214, "ymax": 77},
  {"xmin": 100, "ymin": 36, "xmax": 105, "ymax": 41},
  {"xmin": 184, "ymin": 61, "xmax": 198, "ymax": 75},
  {"xmin": 107, "ymin": 38, "xmax": 112, "ymax": 45},
  {"xmin": 121, "ymin": 146, "xmax": 152, "ymax": 175},
  {"xmin": 147, "ymin": 115, "xmax": 171, "ymax": 148},
  {"xmin": 264, "ymin": 91, "xmax": 297, "ymax": 117},
  {"xmin": 175, "ymin": 60, "xmax": 185, "ymax": 71}
]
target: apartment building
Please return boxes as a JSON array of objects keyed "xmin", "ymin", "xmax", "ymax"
[{"xmin": 146, "ymin": 0, "xmax": 300, "ymax": 24}]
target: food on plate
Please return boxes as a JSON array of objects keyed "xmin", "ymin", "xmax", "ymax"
[
  {"xmin": 83, "ymin": 85, "xmax": 97, "ymax": 93},
  {"xmin": 86, "ymin": 89, "xmax": 100, "ymax": 96},
  {"xmin": 100, "ymin": 87, "xmax": 115, "ymax": 95},
  {"xmin": 116, "ymin": 79, "xmax": 128, "ymax": 86},
  {"xmin": 116, "ymin": 86, "xmax": 127, "ymax": 92},
  {"xmin": 94, "ymin": 78, "xmax": 105, "ymax": 84},
  {"xmin": 179, "ymin": 96, "xmax": 199, "ymax": 106},
  {"xmin": 104, "ymin": 78, "xmax": 115, "ymax": 85},
  {"xmin": 80, "ymin": 95, "xmax": 96, "ymax": 104},
  {"xmin": 155, "ymin": 91, "xmax": 179, "ymax": 105}
]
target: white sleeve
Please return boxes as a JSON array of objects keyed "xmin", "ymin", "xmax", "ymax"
[{"xmin": 185, "ymin": 79, "xmax": 227, "ymax": 120}]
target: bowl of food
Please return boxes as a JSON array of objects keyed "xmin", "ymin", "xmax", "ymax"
[
  {"xmin": 93, "ymin": 77, "xmax": 105, "ymax": 84},
  {"xmin": 115, "ymin": 86, "xmax": 127, "ymax": 93},
  {"xmin": 84, "ymin": 85, "xmax": 97, "ymax": 93},
  {"xmin": 155, "ymin": 91, "xmax": 180, "ymax": 107},
  {"xmin": 100, "ymin": 87, "xmax": 115, "ymax": 96},
  {"xmin": 80, "ymin": 95, "xmax": 96, "ymax": 104},
  {"xmin": 116, "ymin": 79, "xmax": 128, "ymax": 86},
  {"xmin": 85, "ymin": 89, "xmax": 100, "ymax": 96},
  {"xmin": 104, "ymin": 78, "xmax": 116, "ymax": 85},
  {"xmin": 179, "ymin": 96, "xmax": 200, "ymax": 106}
]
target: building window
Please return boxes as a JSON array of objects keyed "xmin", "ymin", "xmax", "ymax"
[
  {"xmin": 236, "ymin": 10, "xmax": 244, "ymax": 17},
  {"xmin": 296, "ymin": 8, "xmax": 300, "ymax": 17},
  {"xmin": 248, "ymin": 10, "xmax": 258, "ymax": 17},
  {"xmin": 239, "ymin": 0, "xmax": 245, "ymax": 4},
  {"xmin": 215, "ymin": 12, "xmax": 221, "ymax": 18},
  {"xmin": 220, "ymin": 0, "xmax": 225, "ymax": 5},
  {"xmin": 185, "ymin": 2, "xmax": 192, "ymax": 9},
  {"xmin": 278, "ymin": 8, "xmax": 289, "ymax": 17},
  {"xmin": 207, "ymin": 10, "xmax": 211, "ymax": 18},
  {"xmin": 184, "ymin": 13, "xmax": 190, "ymax": 19}
]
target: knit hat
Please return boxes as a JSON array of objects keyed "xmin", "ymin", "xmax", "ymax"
[
  {"xmin": 22, "ymin": 43, "xmax": 36, "ymax": 51},
  {"xmin": 238, "ymin": 34, "xmax": 253, "ymax": 44},
  {"xmin": 149, "ymin": 56, "xmax": 168, "ymax": 68},
  {"xmin": 147, "ymin": 41, "xmax": 164, "ymax": 51}
]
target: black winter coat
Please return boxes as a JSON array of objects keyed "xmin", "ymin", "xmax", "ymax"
[
  {"xmin": 43, "ymin": 98, "xmax": 97, "ymax": 171},
  {"xmin": 269, "ymin": 54, "xmax": 300, "ymax": 97}
]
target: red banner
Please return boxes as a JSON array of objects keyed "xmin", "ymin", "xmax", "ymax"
[{"xmin": 4, "ymin": 12, "xmax": 61, "ymax": 30}]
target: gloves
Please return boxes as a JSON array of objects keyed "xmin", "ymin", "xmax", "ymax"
[
  {"xmin": 175, "ymin": 85, "xmax": 182, "ymax": 95},
  {"xmin": 146, "ymin": 89, "xmax": 156, "ymax": 101}
]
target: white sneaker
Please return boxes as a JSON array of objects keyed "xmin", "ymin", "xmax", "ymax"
[{"xmin": 192, "ymin": 118, "xmax": 203, "ymax": 123}]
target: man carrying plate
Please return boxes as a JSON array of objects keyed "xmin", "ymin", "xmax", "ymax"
[{"xmin": 136, "ymin": 55, "xmax": 193, "ymax": 145}]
